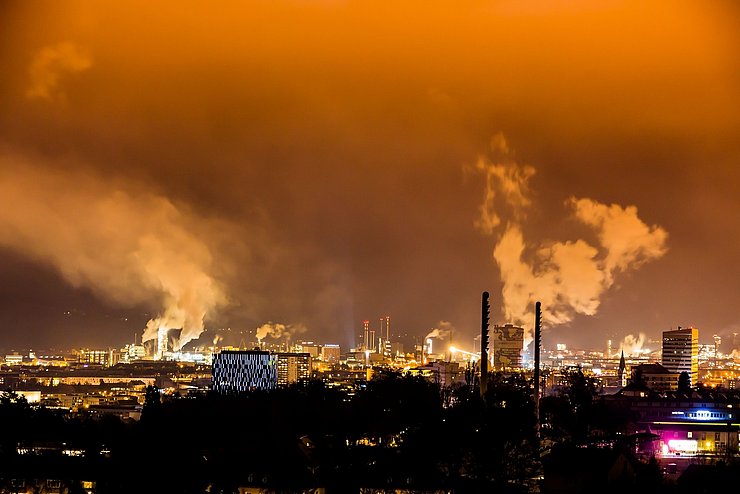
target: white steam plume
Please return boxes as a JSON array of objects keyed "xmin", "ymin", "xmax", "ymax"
[
  {"xmin": 620, "ymin": 333, "xmax": 646, "ymax": 357},
  {"xmin": 476, "ymin": 134, "xmax": 668, "ymax": 336},
  {"xmin": 26, "ymin": 42, "xmax": 93, "ymax": 101},
  {"xmin": 425, "ymin": 320, "xmax": 455, "ymax": 341},
  {"xmin": 0, "ymin": 155, "xmax": 228, "ymax": 350},
  {"xmin": 474, "ymin": 134, "xmax": 535, "ymax": 234}
]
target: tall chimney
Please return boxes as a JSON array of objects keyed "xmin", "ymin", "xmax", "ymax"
[
  {"xmin": 363, "ymin": 320, "xmax": 370, "ymax": 351},
  {"xmin": 534, "ymin": 301, "xmax": 542, "ymax": 438},
  {"xmin": 480, "ymin": 291, "xmax": 490, "ymax": 398}
]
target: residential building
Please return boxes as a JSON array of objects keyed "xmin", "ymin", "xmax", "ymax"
[
  {"xmin": 276, "ymin": 352, "xmax": 311, "ymax": 385},
  {"xmin": 632, "ymin": 363, "xmax": 679, "ymax": 392}
]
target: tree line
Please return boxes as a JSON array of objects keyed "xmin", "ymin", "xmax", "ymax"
[{"xmin": 0, "ymin": 369, "xmax": 672, "ymax": 493}]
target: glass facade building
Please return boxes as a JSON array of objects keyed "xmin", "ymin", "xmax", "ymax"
[{"xmin": 212, "ymin": 350, "xmax": 277, "ymax": 393}]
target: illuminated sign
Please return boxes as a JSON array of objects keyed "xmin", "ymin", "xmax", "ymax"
[{"xmin": 667, "ymin": 439, "xmax": 697, "ymax": 452}]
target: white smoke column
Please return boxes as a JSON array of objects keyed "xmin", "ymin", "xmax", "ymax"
[
  {"xmin": 474, "ymin": 134, "xmax": 535, "ymax": 234},
  {"xmin": 620, "ymin": 333, "xmax": 646, "ymax": 357},
  {"xmin": 475, "ymin": 134, "xmax": 668, "ymax": 339},
  {"xmin": 0, "ymin": 155, "xmax": 228, "ymax": 350}
]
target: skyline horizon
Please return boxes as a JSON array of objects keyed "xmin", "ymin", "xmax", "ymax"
[{"xmin": 0, "ymin": 309, "xmax": 726, "ymax": 356}]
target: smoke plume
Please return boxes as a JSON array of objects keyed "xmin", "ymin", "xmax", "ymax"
[
  {"xmin": 620, "ymin": 333, "xmax": 647, "ymax": 357},
  {"xmin": 0, "ymin": 154, "xmax": 229, "ymax": 350},
  {"xmin": 26, "ymin": 42, "xmax": 93, "ymax": 101},
  {"xmin": 477, "ymin": 134, "xmax": 668, "ymax": 335},
  {"xmin": 425, "ymin": 320, "xmax": 455, "ymax": 340},
  {"xmin": 474, "ymin": 134, "xmax": 535, "ymax": 234},
  {"xmin": 255, "ymin": 322, "xmax": 307, "ymax": 342}
]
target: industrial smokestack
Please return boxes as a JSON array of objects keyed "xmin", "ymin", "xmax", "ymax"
[
  {"xmin": 480, "ymin": 291, "xmax": 490, "ymax": 398},
  {"xmin": 363, "ymin": 320, "xmax": 370, "ymax": 351}
]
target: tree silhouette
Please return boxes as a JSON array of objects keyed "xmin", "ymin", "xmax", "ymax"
[{"xmin": 678, "ymin": 371, "xmax": 691, "ymax": 394}]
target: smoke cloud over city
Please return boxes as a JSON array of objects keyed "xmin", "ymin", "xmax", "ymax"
[{"xmin": 0, "ymin": 154, "xmax": 230, "ymax": 350}]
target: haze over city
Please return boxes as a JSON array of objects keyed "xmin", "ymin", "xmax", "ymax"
[{"xmin": 0, "ymin": 1, "xmax": 738, "ymax": 353}]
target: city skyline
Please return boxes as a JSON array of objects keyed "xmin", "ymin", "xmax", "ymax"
[{"xmin": 1, "ymin": 1, "xmax": 739, "ymax": 352}]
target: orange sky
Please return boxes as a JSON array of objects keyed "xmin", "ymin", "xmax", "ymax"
[{"xmin": 0, "ymin": 1, "xmax": 738, "ymax": 351}]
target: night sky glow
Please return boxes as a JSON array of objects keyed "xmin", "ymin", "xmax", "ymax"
[{"xmin": 0, "ymin": 1, "xmax": 738, "ymax": 351}]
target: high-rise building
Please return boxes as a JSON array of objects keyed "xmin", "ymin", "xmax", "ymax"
[
  {"xmin": 276, "ymin": 352, "xmax": 311, "ymax": 385},
  {"xmin": 492, "ymin": 324, "xmax": 524, "ymax": 370},
  {"xmin": 212, "ymin": 350, "xmax": 277, "ymax": 393},
  {"xmin": 662, "ymin": 327, "xmax": 699, "ymax": 385},
  {"xmin": 320, "ymin": 344, "xmax": 341, "ymax": 363}
]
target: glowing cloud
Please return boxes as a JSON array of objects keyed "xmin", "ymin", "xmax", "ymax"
[{"xmin": 572, "ymin": 198, "xmax": 668, "ymax": 284}]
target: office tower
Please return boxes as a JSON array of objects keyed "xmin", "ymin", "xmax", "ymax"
[
  {"xmin": 492, "ymin": 324, "xmax": 524, "ymax": 370},
  {"xmin": 320, "ymin": 344, "xmax": 341, "ymax": 363},
  {"xmin": 276, "ymin": 353, "xmax": 311, "ymax": 385},
  {"xmin": 661, "ymin": 326, "xmax": 699, "ymax": 385},
  {"xmin": 212, "ymin": 350, "xmax": 277, "ymax": 393}
]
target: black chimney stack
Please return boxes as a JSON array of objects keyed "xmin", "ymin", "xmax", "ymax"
[
  {"xmin": 534, "ymin": 301, "xmax": 542, "ymax": 437},
  {"xmin": 480, "ymin": 291, "xmax": 490, "ymax": 398}
]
